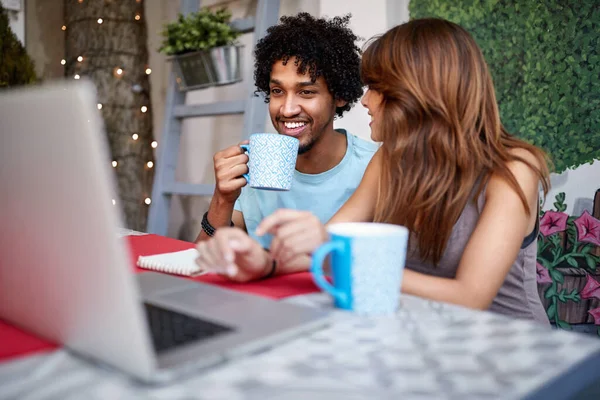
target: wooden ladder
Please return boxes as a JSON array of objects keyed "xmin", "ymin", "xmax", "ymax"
[{"xmin": 147, "ymin": 0, "xmax": 280, "ymax": 236}]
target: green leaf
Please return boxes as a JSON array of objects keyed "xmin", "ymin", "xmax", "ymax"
[
  {"xmin": 557, "ymin": 290, "xmax": 567, "ymax": 302},
  {"xmin": 545, "ymin": 285, "xmax": 557, "ymax": 298},
  {"xmin": 581, "ymin": 245, "xmax": 592, "ymax": 255},
  {"xmin": 409, "ymin": 0, "xmax": 600, "ymax": 173},
  {"xmin": 552, "ymin": 247, "xmax": 561, "ymax": 260},
  {"xmin": 550, "ymin": 233, "xmax": 562, "ymax": 247},
  {"xmin": 547, "ymin": 303, "xmax": 557, "ymax": 318},
  {"xmin": 0, "ymin": 6, "xmax": 37, "ymax": 87},
  {"xmin": 567, "ymin": 256, "xmax": 578, "ymax": 268},
  {"xmin": 550, "ymin": 269, "xmax": 565, "ymax": 283},
  {"xmin": 557, "ymin": 320, "xmax": 572, "ymax": 330},
  {"xmin": 586, "ymin": 255, "xmax": 598, "ymax": 271},
  {"xmin": 158, "ymin": 7, "xmax": 240, "ymax": 55}
]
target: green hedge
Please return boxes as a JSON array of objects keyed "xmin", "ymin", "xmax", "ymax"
[
  {"xmin": 0, "ymin": 5, "xmax": 36, "ymax": 88},
  {"xmin": 409, "ymin": 0, "xmax": 600, "ymax": 173}
]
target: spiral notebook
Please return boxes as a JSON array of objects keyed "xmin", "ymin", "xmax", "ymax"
[{"xmin": 136, "ymin": 248, "xmax": 206, "ymax": 277}]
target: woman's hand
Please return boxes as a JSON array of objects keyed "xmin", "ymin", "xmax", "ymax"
[{"xmin": 256, "ymin": 209, "xmax": 329, "ymax": 266}]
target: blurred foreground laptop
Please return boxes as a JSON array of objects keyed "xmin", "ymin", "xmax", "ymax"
[{"xmin": 0, "ymin": 80, "xmax": 328, "ymax": 383}]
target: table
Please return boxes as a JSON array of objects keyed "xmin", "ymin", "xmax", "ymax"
[{"xmin": 1, "ymin": 232, "xmax": 600, "ymax": 399}]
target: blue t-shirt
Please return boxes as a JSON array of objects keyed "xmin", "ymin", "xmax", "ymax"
[{"xmin": 234, "ymin": 130, "xmax": 378, "ymax": 248}]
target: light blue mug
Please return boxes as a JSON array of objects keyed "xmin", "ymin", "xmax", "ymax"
[
  {"xmin": 240, "ymin": 133, "xmax": 299, "ymax": 191},
  {"xmin": 311, "ymin": 222, "xmax": 409, "ymax": 315}
]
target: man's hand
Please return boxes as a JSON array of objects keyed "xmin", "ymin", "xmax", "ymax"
[
  {"xmin": 196, "ymin": 141, "xmax": 249, "ymax": 243},
  {"xmin": 195, "ymin": 227, "xmax": 272, "ymax": 282},
  {"xmin": 213, "ymin": 141, "xmax": 249, "ymax": 204}
]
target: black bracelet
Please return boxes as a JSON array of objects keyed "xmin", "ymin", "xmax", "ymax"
[
  {"xmin": 263, "ymin": 259, "xmax": 277, "ymax": 279},
  {"xmin": 201, "ymin": 211, "xmax": 234, "ymax": 237}
]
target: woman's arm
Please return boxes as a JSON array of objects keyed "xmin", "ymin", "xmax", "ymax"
[
  {"xmin": 401, "ymin": 149, "xmax": 541, "ymax": 309},
  {"xmin": 256, "ymin": 149, "xmax": 383, "ymax": 265}
]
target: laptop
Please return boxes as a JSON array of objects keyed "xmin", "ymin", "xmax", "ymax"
[{"xmin": 0, "ymin": 80, "xmax": 329, "ymax": 383}]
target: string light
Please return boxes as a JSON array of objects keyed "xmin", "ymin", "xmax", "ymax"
[
  {"xmin": 112, "ymin": 67, "xmax": 124, "ymax": 78},
  {"xmin": 78, "ymin": 0, "xmax": 84, "ymax": 3},
  {"xmin": 59, "ymin": 11, "xmax": 153, "ymax": 210}
]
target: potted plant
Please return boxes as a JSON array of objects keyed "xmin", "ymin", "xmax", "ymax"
[
  {"xmin": 158, "ymin": 7, "xmax": 243, "ymax": 91},
  {"xmin": 536, "ymin": 189, "xmax": 600, "ymax": 335},
  {"xmin": 0, "ymin": 4, "xmax": 36, "ymax": 88}
]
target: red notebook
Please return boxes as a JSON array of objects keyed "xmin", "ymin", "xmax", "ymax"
[{"xmin": 0, "ymin": 234, "xmax": 319, "ymax": 362}]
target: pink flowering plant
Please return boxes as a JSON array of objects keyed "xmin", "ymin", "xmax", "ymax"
[{"xmin": 537, "ymin": 192, "xmax": 600, "ymax": 334}]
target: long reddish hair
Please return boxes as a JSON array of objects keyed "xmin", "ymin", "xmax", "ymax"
[{"xmin": 361, "ymin": 18, "xmax": 550, "ymax": 264}]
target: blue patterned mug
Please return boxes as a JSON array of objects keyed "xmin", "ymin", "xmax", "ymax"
[
  {"xmin": 311, "ymin": 223, "xmax": 409, "ymax": 315},
  {"xmin": 240, "ymin": 133, "xmax": 299, "ymax": 191}
]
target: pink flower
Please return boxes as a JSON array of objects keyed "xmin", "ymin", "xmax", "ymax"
[
  {"xmin": 536, "ymin": 262, "xmax": 552, "ymax": 283},
  {"xmin": 589, "ymin": 307, "xmax": 600, "ymax": 325},
  {"xmin": 574, "ymin": 210, "xmax": 600, "ymax": 247},
  {"xmin": 539, "ymin": 211, "xmax": 569, "ymax": 236},
  {"xmin": 581, "ymin": 273, "xmax": 600, "ymax": 300}
]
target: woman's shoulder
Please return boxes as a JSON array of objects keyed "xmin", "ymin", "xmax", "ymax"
[
  {"xmin": 487, "ymin": 147, "xmax": 543, "ymax": 201},
  {"xmin": 507, "ymin": 147, "xmax": 544, "ymax": 170}
]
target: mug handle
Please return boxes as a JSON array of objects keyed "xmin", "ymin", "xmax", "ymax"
[
  {"xmin": 239, "ymin": 144, "xmax": 250, "ymax": 182},
  {"xmin": 311, "ymin": 241, "xmax": 348, "ymax": 306}
]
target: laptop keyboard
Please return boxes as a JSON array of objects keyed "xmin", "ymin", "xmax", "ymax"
[{"xmin": 144, "ymin": 303, "xmax": 234, "ymax": 353}]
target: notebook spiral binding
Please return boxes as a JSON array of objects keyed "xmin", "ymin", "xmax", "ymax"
[{"xmin": 136, "ymin": 249, "xmax": 205, "ymax": 277}]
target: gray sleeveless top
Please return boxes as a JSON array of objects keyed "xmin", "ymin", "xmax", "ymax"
[{"xmin": 405, "ymin": 186, "xmax": 550, "ymax": 325}]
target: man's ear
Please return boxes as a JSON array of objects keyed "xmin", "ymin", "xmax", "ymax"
[{"xmin": 335, "ymin": 98, "xmax": 348, "ymax": 108}]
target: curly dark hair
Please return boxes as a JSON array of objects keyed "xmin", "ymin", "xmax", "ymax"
[{"xmin": 253, "ymin": 13, "xmax": 363, "ymax": 118}]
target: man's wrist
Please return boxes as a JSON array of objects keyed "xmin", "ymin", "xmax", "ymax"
[
  {"xmin": 204, "ymin": 193, "xmax": 237, "ymax": 229},
  {"xmin": 196, "ymin": 195, "xmax": 236, "ymax": 242},
  {"xmin": 213, "ymin": 192, "xmax": 236, "ymax": 208},
  {"xmin": 202, "ymin": 211, "xmax": 234, "ymax": 237}
]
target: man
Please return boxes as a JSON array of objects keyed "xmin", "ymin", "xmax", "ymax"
[{"xmin": 195, "ymin": 13, "xmax": 377, "ymax": 281}]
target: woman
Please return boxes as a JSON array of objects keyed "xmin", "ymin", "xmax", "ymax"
[{"xmin": 198, "ymin": 18, "xmax": 551, "ymax": 324}]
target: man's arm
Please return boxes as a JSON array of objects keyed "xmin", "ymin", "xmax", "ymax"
[
  {"xmin": 195, "ymin": 198, "xmax": 246, "ymax": 242},
  {"xmin": 195, "ymin": 142, "xmax": 249, "ymax": 242}
]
